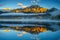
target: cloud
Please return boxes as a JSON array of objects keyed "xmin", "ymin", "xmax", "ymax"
[
  {"xmin": 32, "ymin": 0, "xmax": 39, "ymax": 2},
  {"xmin": 17, "ymin": 2, "xmax": 27, "ymax": 8},
  {"xmin": 17, "ymin": 2, "xmax": 23, "ymax": 6}
]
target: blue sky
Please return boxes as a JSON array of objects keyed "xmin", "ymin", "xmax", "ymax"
[{"xmin": 0, "ymin": 0, "xmax": 60, "ymax": 9}]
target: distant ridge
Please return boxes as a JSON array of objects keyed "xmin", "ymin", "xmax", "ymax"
[{"xmin": 0, "ymin": 5, "xmax": 59, "ymax": 13}]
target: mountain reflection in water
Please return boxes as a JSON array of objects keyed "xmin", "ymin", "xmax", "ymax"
[
  {"xmin": 0, "ymin": 25, "xmax": 60, "ymax": 40},
  {"xmin": 0, "ymin": 22, "xmax": 60, "ymax": 40},
  {"xmin": 0, "ymin": 23, "xmax": 60, "ymax": 34},
  {"xmin": 0, "ymin": 13, "xmax": 60, "ymax": 40}
]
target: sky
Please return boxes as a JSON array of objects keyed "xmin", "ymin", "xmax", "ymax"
[{"xmin": 0, "ymin": 0, "xmax": 60, "ymax": 9}]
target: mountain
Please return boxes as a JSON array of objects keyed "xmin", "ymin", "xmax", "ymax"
[
  {"xmin": 49, "ymin": 10, "xmax": 60, "ymax": 20},
  {"xmin": 49, "ymin": 10, "xmax": 60, "ymax": 16},
  {"xmin": 29, "ymin": 5, "xmax": 41, "ymax": 8},
  {"xmin": 0, "ymin": 9, "xmax": 11, "ymax": 14},
  {"xmin": 47, "ymin": 7, "xmax": 58, "ymax": 12},
  {"xmin": 0, "ymin": 5, "xmax": 59, "ymax": 13}
]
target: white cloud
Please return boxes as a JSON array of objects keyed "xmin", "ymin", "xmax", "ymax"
[
  {"xmin": 17, "ymin": 2, "xmax": 23, "ymax": 6},
  {"xmin": 17, "ymin": 2, "xmax": 27, "ymax": 8},
  {"xmin": 32, "ymin": 0, "xmax": 39, "ymax": 2}
]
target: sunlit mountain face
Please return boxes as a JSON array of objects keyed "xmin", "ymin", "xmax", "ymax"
[{"xmin": 0, "ymin": 0, "xmax": 60, "ymax": 40}]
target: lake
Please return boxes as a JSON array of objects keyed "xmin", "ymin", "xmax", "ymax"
[{"xmin": 0, "ymin": 13, "xmax": 60, "ymax": 40}]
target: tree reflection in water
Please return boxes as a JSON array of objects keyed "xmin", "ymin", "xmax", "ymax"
[
  {"xmin": 0, "ymin": 24, "xmax": 60, "ymax": 40},
  {"xmin": 11, "ymin": 26, "xmax": 47, "ymax": 40}
]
